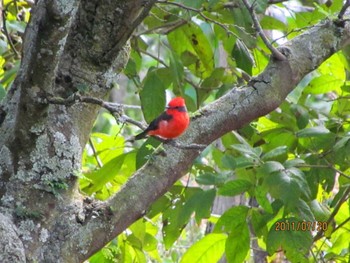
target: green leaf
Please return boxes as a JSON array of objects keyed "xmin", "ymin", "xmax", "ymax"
[
  {"xmin": 284, "ymin": 158, "xmax": 305, "ymax": 169},
  {"xmin": 90, "ymin": 133, "xmax": 125, "ymax": 164},
  {"xmin": 129, "ymin": 219, "xmax": 146, "ymax": 244},
  {"xmin": 231, "ymin": 144, "xmax": 260, "ymax": 159},
  {"xmin": 296, "ymin": 126, "xmax": 330, "ymax": 137},
  {"xmin": 177, "ymin": 0, "xmax": 205, "ymax": 9},
  {"xmin": 256, "ymin": 161, "xmax": 284, "ymax": 179},
  {"xmin": 292, "ymin": 199, "xmax": 315, "ymax": 222},
  {"xmin": 267, "ymin": 217, "xmax": 313, "ymax": 263},
  {"xmin": 181, "ymin": 189, "xmax": 217, "ymax": 224},
  {"xmin": 180, "ymin": 233, "xmax": 226, "ymax": 263},
  {"xmin": 261, "ymin": 146, "xmax": 288, "ymax": 162},
  {"xmin": 255, "ymin": 186, "xmax": 273, "ymax": 213},
  {"xmin": 309, "ymin": 199, "xmax": 331, "ymax": 222},
  {"xmin": 0, "ymin": 84, "xmax": 6, "ymax": 101},
  {"xmin": 195, "ymin": 172, "xmax": 227, "ymax": 186},
  {"xmin": 169, "ymin": 51, "xmax": 184, "ymax": 93},
  {"xmin": 221, "ymin": 155, "xmax": 236, "ymax": 169},
  {"xmin": 248, "ymin": 0, "xmax": 268, "ymax": 13},
  {"xmin": 304, "ymin": 74, "xmax": 343, "ymax": 94},
  {"xmin": 162, "ymin": 187, "xmax": 201, "ymax": 249},
  {"xmin": 260, "ymin": 15, "xmax": 287, "ymax": 30},
  {"xmin": 251, "ymin": 208, "xmax": 274, "ymax": 237},
  {"xmin": 225, "ymin": 223, "xmax": 250, "ymax": 263},
  {"xmin": 143, "ymin": 233, "xmax": 158, "ymax": 251},
  {"xmin": 290, "ymin": 104, "xmax": 309, "ymax": 129},
  {"xmin": 82, "ymin": 153, "xmax": 127, "ymax": 195},
  {"xmin": 201, "ymin": 67, "xmax": 225, "ymax": 89},
  {"xmin": 232, "ymin": 39, "xmax": 254, "ymax": 75},
  {"xmin": 333, "ymin": 136, "xmax": 350, "ymax": 151},
  {"xmin": 263, "ymin": 169, "xmax": 301, "ymax": 205},
  {"xmin": 134, "ymin": 247, "xmax": 147, "ymax": 263},
  {"xmin": 140, "ymin": 69, "xmax": 166, "ymax": 123},
  {"xmin": 287, "ymin": 167, "xmax": 311, "ymax": 200},
  {"xmin": 6, "ymin": 20, "xmax": 26, "ymax": 33},
  {"xmin": 193, "ymin": 189, "xmax": 217, "ymax": 223},
  {"xmin": 214, "ymin": 206, "xmax": 249, "ymax": 233},
  {"xmin": 136, "ymin": 137, "xmax": 161, "ymax": 169},
  {"xmin": 168, "ymin": 22, "xmax": 214, "ymax": 78},
  {"xmin": 218, "ymin": 179, "xmax": 252, "ymax": 196},
  {"xmin": 304, "ymin": 53, "xmax": 345, "ymax": 94}
]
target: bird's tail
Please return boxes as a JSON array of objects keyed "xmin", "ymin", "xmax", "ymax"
[{"xmin": 134, "ymin": 130, "xmax": 148, "ymax": 140}]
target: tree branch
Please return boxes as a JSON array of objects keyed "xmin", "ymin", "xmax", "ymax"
[
  {"xmin": 241, "ymin": 0, "xmax": 286, "ymax": 61},
  {"xmin": 338, "ymin": 0, "xmax": 350, "ymax": 20},
  {"xmin": 45, "ymin": 93, "xmax": 146, "ymax": 130}
]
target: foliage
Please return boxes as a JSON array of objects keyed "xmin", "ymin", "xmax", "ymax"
[
  {"xmin": 0, "ymin": 0, "xmax": 30, "ymax": 99},
  {"xmin": 2, "ymin": 0, "xmax": 350, "ymax": 262}
]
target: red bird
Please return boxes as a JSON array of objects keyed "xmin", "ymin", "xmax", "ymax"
[{"xmin": 135, "ymin": 97, "xmax": 190, "ymax": 140}]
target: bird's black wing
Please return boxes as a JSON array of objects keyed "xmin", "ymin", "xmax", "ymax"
[{"xmin": 134, "ymin": 111, "xmax": 173, "ymax": 140}]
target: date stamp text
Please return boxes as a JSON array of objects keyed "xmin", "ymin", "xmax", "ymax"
[{"xmin": 274, "ymin": 221, "xmax": 328, "ymax": 232}]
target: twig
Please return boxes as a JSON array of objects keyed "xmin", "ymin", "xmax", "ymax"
[
  {"xmin": 89, "ymin": 138, "xmax": 103, "ymax": 168},
  {"xmin": 130, "ymin": 0, "xmax": 156, "ymax": 29},
  {"xmin": 136, "ymin": 47, "xmax": 202, "ymax": 90},
  {"xmin": 334, "ymin": 217, "xmax": 350, "ymax": 232},
  {"xmin": 296, "ymin": 163, "xmax": 350, "ymax": 180},
  {"xmin": 313, "ymin": 186, "xmax": 350, "ymax": 241},
  {"xmin": 338, "ymin": 0, "xmax": 350, "ymax": 20},
  {"xmin": 2, "ymin": 0, "xmax": 20, "ymax": 57},
  {"xmin": 45, "ymin": 94, "xmax": 146, "ymax": 130},
  {"xmin": 241, "ymin": 0, "xmax": 286, "ymax": 61},
  {"xmin": 156, "ymin": 0, "xmax": 238, "ymax": 38},
  {"xmin": 268, "ymin": 0, "xmax": 289, "ymax": 4},
  {"xmin": 136, "ymin": 19, "xmax": 187, "ymax": 36}
]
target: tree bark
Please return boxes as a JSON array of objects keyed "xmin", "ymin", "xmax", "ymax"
[{"xmin": 0, "ymin": 0, "xmax": 350, "ymax": 262}]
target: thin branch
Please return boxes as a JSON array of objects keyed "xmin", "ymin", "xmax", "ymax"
[
  {"xmin": 136, "ymin": 19, "xmax": 187, "ymax": 36},
  {"xmin": 313, "ymin": 186, "xmax": 350, "ymax": 241},
  {"xmin": 130, "ymin": 0, "xmax": 156, "ymax": 29},
  {"xmin": 296, "ymin": 163, "xmax": 350, "ymax": 180},
  {"xmin": 89, "ymin": 138, "xmax": 103, "ymax": 168},
  {"xmin": 45, "ymin": 94, "xmax": 146, "ymax": 130},
  {"xmin": 334, "ymin": 217, "xmax": 350, "ymax": 232},
  {"xmin": 2, "ymin": 0, "xmax": 20, "ymax": 57},
  {"xmin": 268, "ymin": 0, "xmax": 289, "ymax": 4},
  {"xmin": 156, "ymin": 0, "xmax": 238, "ymax": 38},
  {"xmin": 241, "ymin": 0, "xmax": 286, "ymax": 61},
  {"xmin": 338, "ymin": 0, "xmax": 350, "ymax": 20},
  {"xmin": 136, "ymin": 47, "xmax": 202, "ymax": 90}
]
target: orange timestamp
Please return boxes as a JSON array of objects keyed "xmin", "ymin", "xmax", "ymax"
[{"xmin": 274, "ymin": 220, "xmax": 328, "ymax": 232}]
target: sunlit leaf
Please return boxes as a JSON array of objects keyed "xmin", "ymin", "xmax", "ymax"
[
  {"xmin": 180, "ymin": 233, "xmax": 226, "ymax": 263},
  {"xmin": 225, "ymin": 223, "xmax": 250, "ymax": 263}
]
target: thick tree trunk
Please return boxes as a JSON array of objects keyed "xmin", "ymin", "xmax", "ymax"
[
  {"xmin": 0, "ymin": 1, "xmax": 350, "ymax": 262},
  {"xmin": 0, "ymin": 0, "xmax": 154, "ymax": 262}
]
